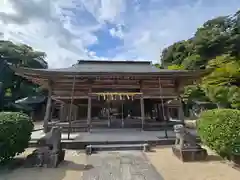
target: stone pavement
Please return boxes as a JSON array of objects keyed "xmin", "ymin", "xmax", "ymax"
[
  {"xmin": 82, "ymin": 151, "xmax": 164, "ymax": 180},
  {"xmin": 31, "ymin": 128, "xmax": 197, "ymax": 142}
]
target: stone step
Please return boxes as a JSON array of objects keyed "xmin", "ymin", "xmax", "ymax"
[{"xmin": 85, "ymin": 143, "xmax": 150, "ymax": 154}]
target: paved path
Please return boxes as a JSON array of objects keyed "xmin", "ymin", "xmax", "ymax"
[
  {"xmin": 31, "ymin": 128, "xmax": 197, "ymax": 141},
  {"xmin": 82, "ymin": 151, "xmax": 163, "ymax": 180}
]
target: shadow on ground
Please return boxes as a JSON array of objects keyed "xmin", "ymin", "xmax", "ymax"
[
  {"xmin": 0, "ymin": 158, "xmax": 94, "ymax": 180},
  {"xmin": 205, "ymin": 155, "xmax": 224, "ymax": 162},
  {"xmin": 60, "ymin": 160, "xmax": 94, "ymax": 170}
]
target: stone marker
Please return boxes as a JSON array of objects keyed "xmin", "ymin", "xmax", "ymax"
[
  {"xmin": 25, "ymin": 127, "xmax": 65, "ymax": 168},
  {"xmin": 172, "ymin": 124, "xmax": 207, "ymax": 162},
  {"xmin": 85, "ymin": 145, "xmax": 92, "ymax": 155},
  {"xmin": 143, "ymin": 143, "xmax": 150, "ymax": 152}
]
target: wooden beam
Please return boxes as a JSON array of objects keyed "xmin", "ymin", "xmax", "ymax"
[
  {"xmin": 53, "ymin": 88, "xmax": 176, "ymax": 96},
  {"xmin": 52, "ymin": 80, "xmax": 173, "ymax": 85},
  {"xmin": 51, "ymin": 95, "xmax": 178, "ymax": 100},
  {"xmin": 52, "ymin": 84, "xmax": 175, "ymax": 91},
  {"xmin": 53, "ymin": 84, "xmax": 140, "ymax": 89}
]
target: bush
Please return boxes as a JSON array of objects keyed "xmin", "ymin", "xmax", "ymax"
[
  {"xmin": 0, "ymin": 112, "xmax": 33, "ymax": 164},
  {"xmin": 197, "ymin": 109, "xmax": 240, "ymax": 158}
]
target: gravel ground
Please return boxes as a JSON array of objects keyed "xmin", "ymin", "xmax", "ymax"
[
  {"xmin": 146, "ymin": 146, "xmax": 240, "ymax": 180},
  {"xmin": 1, "ymin": 147, "xmax": 239, "ymax": 180},
  {"xmin": 0, "ymin": 149, "xmax": 87, "ymax": 180}
]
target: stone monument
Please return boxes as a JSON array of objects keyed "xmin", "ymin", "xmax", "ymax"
[
  {"xmin": 25, "ymin": 127, "xmax": 65, "ymax": 168},
  {"xmin": 172, "ymin": 124, "xmax": 207, "ymax": 162}
]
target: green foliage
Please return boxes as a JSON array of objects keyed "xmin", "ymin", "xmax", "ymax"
[
  {"xmin": 167, "ymin": 64, "xmax": 185, "ymax": 70},
  {"xmin": 197, "ymin": 109, "xmax": 240, "ymax": 158},
  {"xmin": 0, "ymin": 40, "xmax": 48, "ymax": 110},
  {"xmin": 0, "ymin": 112, "xmax": 33, "ymax": 164},
  {"xmin": 154, "ymin": 63, "xmax": 163, "ymax": 69},
  {"xmin": 0, "ymin": 41, "xmax": 47, "ymax": 68},
  {"xmin": 228, "ymin": 86, "xmax": 240, "ymax": 109},
  {"xmin": 182, "ymin": 85, "xmax": 209, "ymax": 103},
  {"xmin": 201, "ymin": 55, "xmax": 240, "ymax": 108},
  {"xmin": 160, "ymin": 10, "xmax": 240, "ymax": 109},
  {"xmin": 202, "ymin": 85, "xmax": 230, "ymax": 108}
]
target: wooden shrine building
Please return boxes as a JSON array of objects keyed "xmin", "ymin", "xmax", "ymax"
[{"xmin": 12, "ymin": 60, "xmax": 205, "ymax": 132}]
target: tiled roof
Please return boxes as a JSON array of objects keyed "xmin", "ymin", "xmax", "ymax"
[{"xmin": 42, "ymin": 60, "xmax": 188, "ymax": 73}]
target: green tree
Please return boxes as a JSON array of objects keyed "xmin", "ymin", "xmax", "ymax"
[
  {"xmin": 167, "ymin": 64, "xmax": 185, "ymax": 70},
  {"xmin": 182, "ymin": 85, "xmax": 208, "ymax": 103},
  {"xmin": 160, "ymin": 9, "xmax": 240, "ymax": 109},
  {"xmin": 0, "ymin": 40, "xmax": 47, "ymax": 110},
  {"xmin": 202, "ymin": 55, "xmax": 240, "ymax": 108},
  {"xmin": 154, "ymin": 63, "xmax": 163, "ymax": 69},
  {"xmin": 0, "ymin": 40, "xmax": 47, "ymax": 68}
]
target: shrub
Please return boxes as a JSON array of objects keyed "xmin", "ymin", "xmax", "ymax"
[
  {"xmin": 197, "ymin": 109, "xmax": 240, "ymax": 159},
  {"xmin": 0, "ymin": 112, "xmax": 33, "ymax": 164}
]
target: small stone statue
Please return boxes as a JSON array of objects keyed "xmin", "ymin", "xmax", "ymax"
[
  {"xmin": 25, "ymin": 127, "xmax": 65, "ymax": 168},
  {"xmin": 172, "ymin": 124, "xmax": 207, "ymax": 162},
  {"xmin": 38, "ymin": 126, "xmax": 62, "ymax": 152},
  {"xmin": 174, "ymin": 124, "xmax": 201, "ymax": 149}
]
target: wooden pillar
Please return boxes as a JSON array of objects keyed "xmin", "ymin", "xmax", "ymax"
[
  {"xmin": 156, "ymin": 104, "xmax": 160, "ymax": 121},
  {"xmin": 60, "ymin": 103, "xmax": 64, "ymax": 122},
  {"xmin": 121, "ymin": 101, "xmax": 124, "ymax": 128},
  {"xmin": 178, "ymin": 98, "xmax": 184, "ymax": 123},
  {"xmin": 140, "ymin": 97, "xmax": 145, "ymax": 130},
  {"xmin": 43, "ymin": 80, "xmax": 52, "ymax": 133},
  {"xmin": 50, "ymin": 102, "xmax": 55, "ymax": 119},
  {"xmin": 175, "ymin": 78, "xmax": 184, "ymax": 123},
  {"xmin": 166, "ymin": 106, "xmax": 170, "ymax": 122},
  {"xmin": 140, "ymin": 81, "xmax": 145, "ymax": 130},
  {"xmin": 87, "ymin": 87, "xmax": 92, "ymax": 131}
]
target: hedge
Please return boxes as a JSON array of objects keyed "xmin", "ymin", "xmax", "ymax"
[
  {"xmin": 0, "ymin": 112, "xmax": 33, "ymax": 164},
  {"xmin": 197, "ymin": 109, "xmax": 240, "ymax": 159}
]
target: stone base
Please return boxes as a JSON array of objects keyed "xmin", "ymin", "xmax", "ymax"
[
  {"xmin": 172, "ymin": 146, "xmax": 208, "ymax": 162},
  {"xmin": 24, "ymin": 149, "xmax": 65, "ymax": 168}
]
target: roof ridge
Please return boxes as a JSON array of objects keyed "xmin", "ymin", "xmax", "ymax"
[{"xmin": 77, "ymin": 60, "xmax": 152, "ymax": 65}]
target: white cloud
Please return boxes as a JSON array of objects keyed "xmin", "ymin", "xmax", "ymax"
[
  {"xmin": 113, "ymin": 0, "xmax": 240, "ymax": 62},
  {"xmin": 109, "ymin": 24, "xmax": 124, "ymax": 39},
  {"xmin": 0, "ymin": 0, "xmax": 240, "ymax": 68},
  {"xmin": 79, "ymin": 0, "xmax": 126, "ymax": 24},
  {"xmin": 0, "ymin": 0, "xmax": 100, "ymax": 68}
]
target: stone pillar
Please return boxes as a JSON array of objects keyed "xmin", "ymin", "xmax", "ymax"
[
  {"xmin": 43, "ymin": 80, "xmax": 53, "ymax": 133},
  {"xmin": 87, "ymin": 87, "xmax": 92, "ymax": 131}
]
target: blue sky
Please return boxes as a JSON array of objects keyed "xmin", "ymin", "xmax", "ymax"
[{"xmin": 0, "ymin": 0, "xmax": 239, "ymax": 68}]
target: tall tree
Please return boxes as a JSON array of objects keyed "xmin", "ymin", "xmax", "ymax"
[
  {"xmin": 160, "ymin": 10, "xmax": 240, "ymax": 109},
  {"xmin": 0, "ymin": 41, "xmax": 48, "ymax": 110}
]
